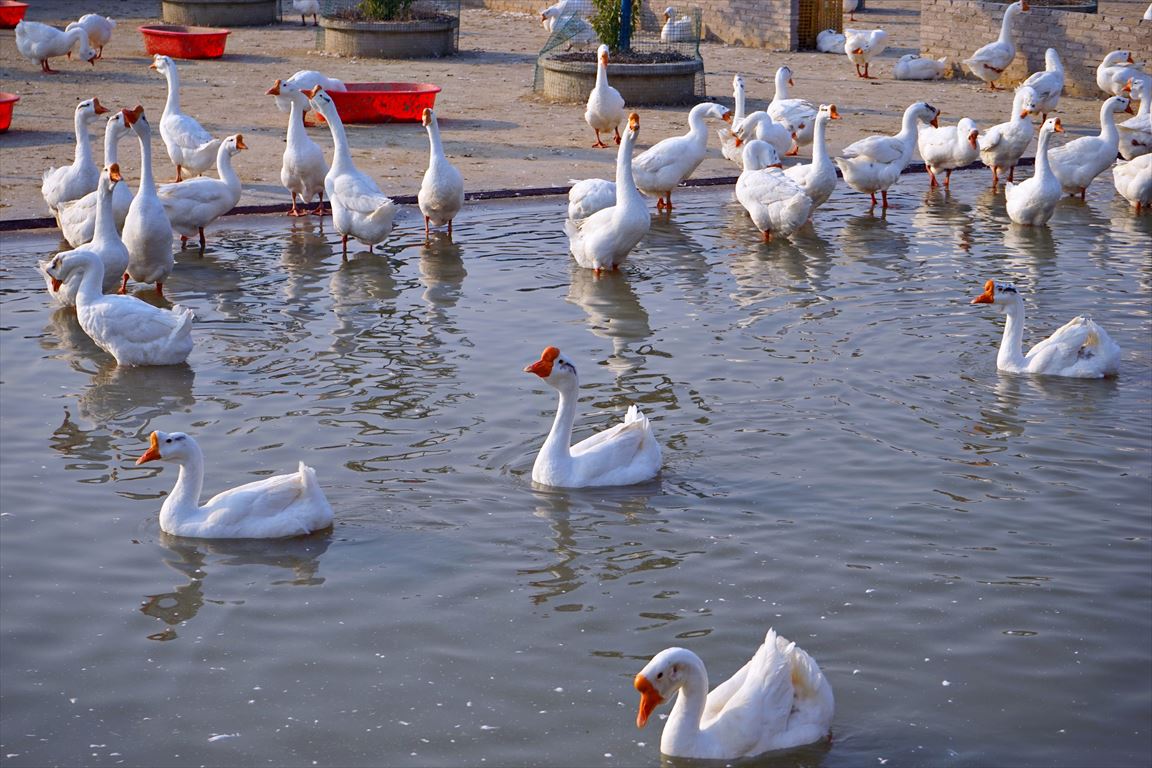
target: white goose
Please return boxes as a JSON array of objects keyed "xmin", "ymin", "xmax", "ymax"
[
  {"xmin": 732, "ymin": 110, "xmax": 793, "ymax": 160},
  {"xmin": 767, "ymin": 65, "xmax": 817, "ymax": 152},
  {"xmin": 418, "ymin": 107, "xmax": 465, "ymax": 238},
  {"xmin": 736, "ymin": 141, "xmax": 812, "ymax": 242},
  {"xmin": 971, "ymin": 280, "xmax": 1120, "ymax": 378},
  {"xmin": 1049, "ymin": 95, "xmax": 1133, "ymax": 199},
  {"xmin": 977, "ymin": 86, "xmax": 1035, "ymax": 188},
  {"xmin": 585, "ymin": 45, "xmax": 626, "ymax": 148},
  {"xmin": 816, "ymin": 29, "xmax": 846, "ymax": 54},
  {"xmin": 274, "ymin": 70, "xmax": 346, "ymax": 116},
  {"xmin": 1117, "ymin": 74, "xmax": 1151, "ymax": 160},
  {"xmin": 41, "ymin": 98, "xmax": 108, "ymax": 215},
  {"xmin": 523, "ymin": 346, "xmax": 662, "ymax": 487},
  {"xmin": 41, "ymin": 164, "xmax": 129, "ymax": 304},
  {"xmin": 158, "ymin": 134, "xmax": 247, "ymax": 249},
  {"xmin": 120, "ymin": 106, "xmax": 175, "ymax": 297},
  {"xmin": 67, "ymin": 14, "xmax": 115, "ymax": 59},
  {"xmin": 15, "ymin": 20, "xmax": 96, "ymax": 73},
  {"xmin": 634, "ymin": 629, "xmax": 835, "ymax": 760},
  {"xmin": 784, "ymin": 104, "xmax": 840, "ymax": 209},
  {"xmin": 844, "ymin": 28, "xmax": 888, "ymax": 79},
  {"xmin": 1096, "ymin": 50, "xmax": 1144, "ymax": 97},
  {"xmin": 41, "ymin": 249, "xmax": 193, "ymax": 366},
  {"xmin": 844, "ymin": 0, "xmax": 858, "ymax": 21},
  {"xmin": 834, "ymin": 100, "xmax": 940, "ymax": 208},
  {"xmin": 57, "ymin": 110, "xmax": 135, "ymax": 248},
  {"xmin": 1005, "ymin": 117, "xmax": 1064, "ymax": 225},
  {"xmin": 135, "ymin": 431, "xmax": 334, "ymax": 538},
  {"xmin": 266, "ymin": 79, "xmax": 329, "ymax": 217},
  {"xmin": 150, "ymin": 55, "xmax": 222, "ymax": 182},
  {"xmin": 634, "ymin": 102, "xmax": 731, "ymax": 211},
  {"xmin": 918, "ymin": 116, "xmax": 980, "ymax": 188},
  {"xmin": 566, "ymin": 112, "xmax": 649, "ymax": 272},
  {"xmin": 305, "ymin": 86, "xmax": 397, "ymax": 254},
  {"xmin": 1019, "ymin": 48, "xmax": 1064, "ymax": 121},
  {"xmin": 292, "ymin": 0, "xmax": 320, "ymax": 26},
  {"xmin": 718, "ymin": 74, "xmax": 748, "ymax": 164},
  {"xmin": 964, "ymin": 0, "xmax": 1028, "ymax": 90},
  {"xmin": 660, "ymin": 7, "xmax": 693, "ymax": 42},
  {"xmin": 894, "ymin": 53, "xmax": 951, "ymax": 81},
  {"xmin": 1113, "ymin": 155, "xmax": 1152, "ymax": 212}
]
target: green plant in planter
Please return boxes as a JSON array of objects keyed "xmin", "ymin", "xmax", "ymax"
[
  {"xmin": 590, "ymin": 0, "xmax": 640, "ymax": 53},
  {"xmin": 357, "ymin": 0, "xmax": 414, "ymax": 21}
]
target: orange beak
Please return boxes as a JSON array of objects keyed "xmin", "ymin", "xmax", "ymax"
[
  {"xmin": 109, "ymin": 163, "xmax": 122, "ymax": 183},
  {"xmin": 236, "ymin": 134, "xmax": 248, "ymax": 150},
  {"xmin": 970, "ymin": 280, "xmax": 996, "ymax": 305},
  {"xmin": 148, "ymin": 60, "xmax": 158, "ymax": 70},
  {"xmin": 93, "ymin": 98, "xmax": 109, "ymax": 115},
  {"xmin": 829, "ymin": 104, "xmax": 841, "ymax": 119},
  {"xmin": 1019, "ymin": 109, "xmax": 1031, "ymax": 119},
  {"xmin": 634, "ymin": 674, "xmax": 663, "ymax": 728},
  {"xmin": 733, "ymin": 134, "xmax": 743, "ymax": 147},
  {"xmin": 304, "ymin": 85, "xmax": 322, "ymax": 99},
  {"xmin": 50, "ymin": 277, "xmax": 62, "ymax": 292},
  {"xmin": 266, "ymin": 79, "xmax": 282, "ymax": 96},
  {"xmin": 124, "ymin": 105, "xmax": 144, "ymax": 127},
  {"xmin": 852, "ymin": 47, "xmax": 863, "ymax": 55},
  {"xmin": 628, "ymin": 112, "xmax": 640, "ymax": 132},
  {"xmin": 1126, "ymin": 53, "xmax": 1134, "ymax": 64},
  {"xmin": 524, "ymin": 346, "xmax": 560, "ymax": 378},
  {"xmin": 1124, "ymin": 101, "xmax": 1135, "ymax": 115},
  {"xmin": 136, "ymin": 432, "xmax": 162, "ymax": 465},
  {"xmin": 1021, "ymin": 0, "xmax": 1029, "ymax": 9},
  {"xmin": 788, "ymin": 77, "xmax": 794, "ymax": 87},
  {"xmin": 968, "ymin": 130, "xmax": 978, "ymax": 148},
  {"xmin": 1053, "ymin": 118, "xmax": 1063, "ymax": 133},
  {"xmin": 930, "ymin": 113, "xmax": 940, "ymax": 128},
  {"xmin": 721, "ymin": 110, "xmax": 732, "ymax": 124}
]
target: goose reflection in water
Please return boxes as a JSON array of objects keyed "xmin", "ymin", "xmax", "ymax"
[
  {"xmin": 836, "ymin": 210, "xmax": 911, "ymax": 266},
  {"xmin": 1001, "ymin": 223, "xmax": 1057, "ymax": 281},
  {"xmin": 566, "ymin": 266, "xmax": 651, "ymax": 379},
  {"xmin": 280, "ymin": 220, "xmax": 334, "ymax": 310},
  {"xmin": 419, "ymin": 233, "xmax": 467, "ymax": 315},
  {"xmin": 916, "ymin": 186, "xmax": 975, "ymax": 253},
  {"xmin": 140, "ymin": 531, "xmax": 332, "ymax": 641},
  {"xmin": 655, "ymin": 738, "xmax": 831, "ymax": 768}
]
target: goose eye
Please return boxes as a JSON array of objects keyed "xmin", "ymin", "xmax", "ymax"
[
  {"xmin": 165, "ymin": 438, "xmax": 173, "ymax": 444},
  {"xmin": 656, "ymin": 672, "xmax": 663, "ymax": 679}
]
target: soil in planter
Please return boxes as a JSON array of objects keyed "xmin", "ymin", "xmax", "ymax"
[
  {"xmin": 324, "ymin": 9, "xmax": 455, "ymax": 23},
  {"xmin": 550, "ymin": 50, "xmax": 694, "ymax": 65}
]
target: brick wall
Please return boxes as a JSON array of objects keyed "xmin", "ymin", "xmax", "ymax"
[
  {"xmin": 919, "ymin": 0, "xmax": 1152, "ymax": 97},
  {"xmin": 468, "ymin": 0, "xmax": 799, "ymax": 50}
]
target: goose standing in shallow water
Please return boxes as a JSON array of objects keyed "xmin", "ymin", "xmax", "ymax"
[
  {"xmin": 970, "ymin": 280, "xmax": 1120, "ymax": 378},
  {"xmin": 964, "ymin": 0, "xmax": 1028, "ymax": 90},
  {"xmin": 633, "ymin": 102, "xmax": 731, "ymax": 211},
  {"xmin": 834, "ymin": 100, "xmax": 940, "ymax": 208},
  {"xmin": 57, "ymin": 110, "xmax": 135, "ymax": 247},
  {"xmin": 1005, "ymin": 117, "xmax": 1064, "ymax": 225},
  {"xmin": 41, "ymin": 98, "xmax": 108, "ymax": 216},
  {"xmin": 524, "ymin": 346, "xmax": 661, "ymax": 487},
  {"xmin": 158, "ymin": 134, "xmax": 248, "ymax": 249},
  {"xmin": 718, "ymin": 74, "xmax": 749, "ymax": 164},
  {"xmin": 120, "ymin": 106, "xmax": 175, "ymax": 297},
  {"xmin": 784, "ymin": 103, "xmax": 841, "ymax": 210},
  {"xmin": 978, "ymin": 86, "xmax": 1035, "ymax": 188},
  {"xmin": 418, "ymin": 108, "xmax": 465, "ymax": 238},
  {"xmin": 1049, "ymin": 95, "xmax": 1133, "ymax": 199},
  {"xmin": 266, "ymin": 79, "xmax": 328, "ymax": 217},
  {"xmin": 1117, "ymin": 74, "xmax": 1151, "ymax": 160},
  {"xmin": 585, "ymin": 44, "xmax": 626, "ymax": 148},
  {"xmin": 767, "ymin": 65, "xmax": 817, "ymax": 152},
  {"xmin": 735, "ymin": 140, "xmax": 812, "ymax": 242},
  {"xmin": 135, "ymin": 431, "xmax": 334, "ymax": 538},
  {"xmin": 918, "ymin": 116, "xmax": 980, "ymax": 188},
  {"xmin": 634, "ymin": 629, "xmax": 834, "ymax": 760},
  {"xmin": 1113, "ymin": 155, "xmax": 1152, "ymax": 212}
]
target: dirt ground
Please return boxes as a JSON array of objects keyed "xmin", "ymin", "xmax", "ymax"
[{"xmin": 0, "ymin": 0, "xmax": 1115, "ymax": 224}]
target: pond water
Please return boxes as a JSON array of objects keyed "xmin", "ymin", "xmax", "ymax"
[{"xmin": 1, "ymin": 175, "xmax": 1150, "ymax": 768}]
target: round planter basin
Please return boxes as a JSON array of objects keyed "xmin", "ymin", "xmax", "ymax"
[
  {"xmin": 328, "ymin": 83, "xmax": 441, "ymax": 124},
  {"xmin": 139, "ymin": 25, "xmax": 230, "ymax": 59},
  {"xmin": 0, "ymin": 0, "xmax": 28, "ymax": 29},
  {"xmin": 0, "ymin": 92, "xmax": 20, "ymax": 132},
  {"xmin": 538, "ymin": 57, "xmax": 703, "ymax": 105}
]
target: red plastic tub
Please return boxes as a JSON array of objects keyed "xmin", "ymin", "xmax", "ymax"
[
  {"xmin": 0, "ymin": 92, "xmax": 19, "ymax": 133},
  {"xmin": 327, "ymin": 83, "xmax": 442, "ymax": 124},
  {"xmin": 0, "ymin": 1, "xmax": 28, "ymax": 29},
  {"xmin": 139, "ymin": 25, "xmax": 230, "ymax": 59}
]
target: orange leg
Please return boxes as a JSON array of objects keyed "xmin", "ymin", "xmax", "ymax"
[
  {"xmin": 944, "ymin": 169, "xmax": 953, "ymax": 187},
  {"xmin": 169, "ymin": 165, "xmax": 184, "ymax": 183},
  {"xmin": 1079, "ymin": 188, "xmax": 1086, "ymax": 201},
  {"xmin": 869, "ymin": 191, "xmax": 877, "ymax": 207},
  {"xmin": 928, "ymin": 168, "xmax": 938, "ymax": 188},
  {"xmin": 198, "ymin": 227, "xmax": 206, "ymax": 249},
  {"xmin": 614, "ymin": 127, "xmax": 622, "ymax": 145},
  {"xmin": 155, "ymin": 281, "xmax": 165, "ymax": 299},
  {"xmin": 342, "ymin": 235, "xmax": 349, "ymax": 255},
  {"xmin": 592, "ymin": 130, "xmax": 608, "ymax": 149},
  {"xmin": 991, "ymin": 167, "xmax": 1000, "ymax": 189},
  {"xmin": 881, "ymin": 190, "xmax": 890, "ymax": 209},
  {"xmin": 762, "ymin": 229, "xmax": 771, "ymax": 243},
  {"xmin": 424, "ymin": 216, "xmax": 431, "ymax": 237},
  {"xmin": 312, "ymin": 194, "xmax": 326, "ymax": 217},
  {"xmin": 1007, "ymin": 166, "xmax": 1016, "ymax": 183},
  {"xmin": 448, "ymin": 219, "xmax": 454, "ymax": 238},
  {"xmin": 119, "ymin": 273, "xmax": 130, "ymax": 294},
  {"xmin": 288, "ymin": 194, "xmax": 305, "ymax": 217}
]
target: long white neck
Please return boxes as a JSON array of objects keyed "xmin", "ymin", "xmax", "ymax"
[
  {"xmin": 998, "ymin": 5, "xmax": 1020, "ymax": 45},
  {"xmin": 1097, "ymin": 101, "xmax": 1121, "ymax": 144},
  {"xmin": 426, "ymin": 117, "xmax": 447, "ymax": 170},
  {"xmin": 102, "ymin": 121, "xmax": 121, "ymax": 166},
  {"xmin": 614, "ymin": 127, "xmax": 641, "ymax": 205},
  {"xmin": 661, "ymin": 653, "xmax": 711, "ymax": 756},
  {"xmin": 135, "ymin": 122, "xmax": 156, "ymax": 195},
  {"xmin": 1137, "ymin": 83, "xmax": 1150, "ymax": 117},
  {"xmin": 91, "ymin": 180, "xmax": 117, "ymax": 245},
  {"xmin": 997, "ymin": 298, "xmax": 1028, "ymax": 371},
  {"xmin": 214, "ymin": 145, "xmax": 241, "ymax": 192},
  {"xmin": 539, "ymin": 379, "xmax": 579, "ymax": 465},
  {"xmin": 159, "ymin": 447, "xmax": 207, "ymax": 532},
  {"xmin": 162, "ymin": 65, "xmax": 182, "ymax": 118},
  {"xmin": 70, "ymin": 252, "xmax": 106, "ymax": 306},
  {"xmin": 286, "ymin": 96, "xmax": 311, "ymax": 146},
  {"xmin": 72, "ymin": 110, "xmax": 95, "ymax": 170},
  {"xmin": 773, "ymin": 70, "xmax": 790, "ymax": 102},
  {"xmin": 67, "ymin": 27, "xmax": 90, "ymax": 55},
  {"xmin": 733, "ymin": 80, "xmax": 746, "ymax": 122},
  {"xmin": 320, "ymin": 105, "xmax": 355, "ymax": 172},
  {"xmin": 595, "ymin": 56, "xmax": 609, "ymax": 90},
  {"xmin": 686, "ymin": 104, "xmax": 711, "ymax": 143},
  {"xmin": 1034, "ymin": 127, "xmax": 1054, "ymax": 179},
  {"xmin": 811, "ymin": 113, "xmax": 831, "ymax": 172},
  {"xmin": 896, "ymin": 106, "xmax": 923, "ymax": 145},
  {"xmin": 1009, "ymin": 93, "xmax": 1028, "ymax": 126}
]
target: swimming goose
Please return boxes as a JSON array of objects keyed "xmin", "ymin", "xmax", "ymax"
[
  {"xmin": 784, "ymin": 104, "xmax": 840, "ymax": 209},
  {"xmin": 150, "ymin": 55, "xmax": 222, "ymax": 182},
  {"xmin": 57, "ymin": 110, "xmax": 135, "ymax": 247},
  {"xmin": 736, "ymin": 141, "xmax": 812, "ymax": 242},
  {"xmin": 634, "ymin": 629, "xmax": 834, "ymax": 760},
  {"xmin": 918, "ymin": 116, "xmax": 980, "ymax": 187},
  {"xmin": 305, "ymin": 86, "xmax": 397, "ymax": 253},
  {"xmin": 41, "ymin": 98, "xmax": 108, "ymax": 216},
  {"xmin": 1096, "ymin": 50, "xmax": 1144, "ymax": 97},
  {"xmin": 834, "ymin": 100, "xmax": 940, "ymax": 208},
  {"xmin": 1049, "ymin": 95, "xmax": 1132, "ymax": 199},
  {"xmin": 661, "ymin": 7, "xmax": 693, "ymax": 42},
  {"xmin": 158, "ymin": 134, "xmax": 247, "ymax": 249},
  {"xmin": 41, "ymin": 249, "xmax": 193, "ymax": 366},
  {"xmin": 41, "ymin": 164, "xmax": 129, "ymax": 304},
  {"xmin": 1019, "ymin": 48, "xmax": 1064, "ymax": 121},
  {"xmin": 135, "ymin": 431, "xmax": 334, "ymax": 538},
  {"xmin": 1117, "ymin": 74, "xmax": 1151, "ymax": 160},
  {"xmin": 524, "ymin": 346, "xmax": 662, "ymax": 487},
  {"xmin": 894, "ymin": 53, "xmax": 951, "ymax": 80},
  {"xmin": 844, "ymin": 28, "xmax": 888, "ymax": 79},
  {"xmin": 566, "ymin": 112, "xmax": 649, "ymax": 272},
  {"xmin": 585, "ymin": 45, "xmax": 626, "ymax": 148},
  {"xmin": 1005, "ymin": 117, "xmax": 1063, "ymax": 225},
  {"xmin": 266, "ymin": 79, "xmax": 329, "ymax": 216},
  {"xmin": 977, "ymin": 86, "xmax": 1035, "ymax": 188},
  {"xmin": 15, "ymin": 20, "xmax": 96, "ymax": 73},
  {"xmin": 767, "ymin": 65, "xmax": 817, "ymax": 152},
  {"xmin": 971, "ymin": 280, "xmax": 1120, "ymax": 378},
  {"xmin": 418, "ymin": 108, "xmax": 465, "ymax": 238},
  {"xmin": 718, "ymin": 74, "xmax": 748, "ymax": 164},
  {"xmin": 1113, "ymin": 155, "xmax": 1152, "ymax": 212},
  {"xmin": 120, "ymin": 106, "xmax": 175, "ymax": 297},
  {"xmin": 67, "ymin": 14, "xmax": 114, "ymax": 59},
  {"xmin": 964, "ymin": 0, "xmax": 1028, "ymax": 90},
  {"xmin": 633, "ymin": 102, "xmax": 731, "ymax": 211}
]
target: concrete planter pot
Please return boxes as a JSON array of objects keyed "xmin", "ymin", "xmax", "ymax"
[
  {"xmin": 319, "ymin": 15, "xmax": 458, "ymax": 58},
  {"xmin": 162, "ymin": 0, "xmax": 277, "ymax": 27},
  {"xmin": 538, "ymin": 56, "xmax": 703, "ymax": 105}
]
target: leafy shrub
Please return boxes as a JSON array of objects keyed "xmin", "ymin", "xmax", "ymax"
[
  {"xmin": 357, "ymin": 0, "xmax": 414, "ymax": 21},
  {"xmin": 590, "ymin": 0, "xmax": 641, "ymax": 53}
]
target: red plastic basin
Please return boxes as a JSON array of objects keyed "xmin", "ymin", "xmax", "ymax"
[
  {"xmin": 139, "ymin": 25, "xmax": 230, "ymax": 59},
  {"xmin": 0, "ymin": 1, "xmax": 28, "ymax": 29},
  {"xmin": 0, "ymin": 92, "xmax": 19, "ymax": 133},
  {"xmin": 327, "ymin": 83, "xmax": 442, "ymax": 124}
]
